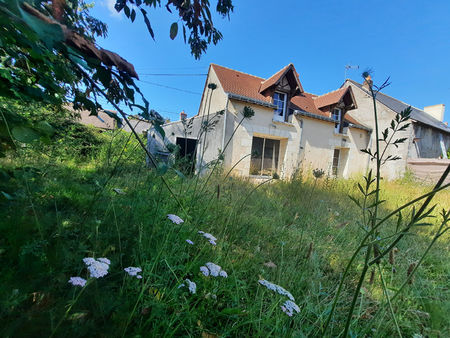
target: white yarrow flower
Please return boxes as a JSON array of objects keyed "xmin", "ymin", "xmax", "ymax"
[
  {"xmin": 83, "ymin": 257, "xmax": 110, "ymax": 278},
  {"xmin": 198, "ymin": 231, "xmax": 218, "ymax": 245},
  {"xmin": 200, "ymin": 266, "xmax": 209, "ymax": 276},
  {"xmin": 167, "ymin": 214, "xmax": 184, "ymax": 224},
  {"xmin": 200, "ymin": 262, "xmax": 228, "ymax": 278},
  {"xmin": 97, "ymin": 257, "xmax": 111, "ymax": 265},
  {"xmin": 258, "ymin": 279, "xmax": 295, "ymax": 301},
  {"xmin": 186, "ymin": 239, "xmax": 194, "ymax": 245},
  {"xmin": 68, "ymin": 277, "xmax": 87, "ymax": 287},
  {"xmin": 124, "ymin": 266, "xmax": 142, "ymax": 279},
  {"xmin": 178, "ymin": 279, "xmax": 197, "ymax": 294},
  {"xmin": 281, "ymin": 300, "xmax": 300, "ymax": 317}
]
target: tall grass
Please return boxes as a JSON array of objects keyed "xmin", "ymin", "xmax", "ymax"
[{"xmin": 0, "ymin": 121, "xmax": 448, "ymax": 336}]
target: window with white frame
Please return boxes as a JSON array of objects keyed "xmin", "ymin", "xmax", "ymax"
[
  {"xmin": 332, "ymin": 108, "xmax": 342, "ymax": 133},
  {"xmin": 273, "ymin": 92, "xmax": 287, "ymax": 122}
]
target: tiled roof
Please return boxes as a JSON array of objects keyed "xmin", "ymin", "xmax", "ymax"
[
  {"xmin": 347, "ymin": 79, "xmax": 450, "ymax": 133},
  {"xmin": 210, "ymin": 64, "xmax": 369, "ymax": 130},
  {"xmin": 211, "ymin": 64, "xmax": 272, "ymax": 104},
  {"xmin": 313, "ymin": 87, "xmax": 349, "ymax": 109}
]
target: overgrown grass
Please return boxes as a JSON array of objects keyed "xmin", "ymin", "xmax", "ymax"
[{"xmin": 0, "ymin": 128, "xmax": 448, "ymax": 337}]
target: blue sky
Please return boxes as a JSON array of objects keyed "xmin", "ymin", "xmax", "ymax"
[{"xmin": 91, "ymin": 0, "xmax": 450, "ymax": 123}]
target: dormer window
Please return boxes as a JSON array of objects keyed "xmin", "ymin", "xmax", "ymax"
[
  {"xmin": 273, "ymin": 91, "xmax": 287, "ymax": 122},
  {"xmin": 332, "ymin": 108, "xmax": 342, "ymax": 133}
]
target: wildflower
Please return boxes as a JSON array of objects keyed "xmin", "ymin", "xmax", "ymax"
[
  {"xmin": 200, "ymin": 262, "xmax": 228, "ymax": 278},
  {"xmin": 198, "ymin": 231, "xmax": 218, "ymax": 245},
  {"xmin": 68, "ymin": 277, "xmax": 87, "ymax": 287},
  {"xmin": 258, "ymin": 279, "xmax": 295, "ymax": 301},
  {"xmin": 167, "ymin": 214, "xmax": 184, "ymax": 224},
  {"xmin": 281, "ymin": 300, "xmax": 300, "ymax": 317},
  {"xmin": 179, "ymin": 279, "xmax": 197, "ymax": 294},
  {"xmin": 186, "ymin": 239, "xmax": 194, "ymax": 245},
  {"xmin": 200, "ymin": 266, "xmax": 209, "ymax": 277},
  {"xmin": 97, "ymin": 257, "xmax": 111, "ymax": 265},
  {"xmin": 124, "ymin": 266, "xmax": 142, "ymax": 279},
  {"xmin": 83, "ymin": 257, "xmax": 110, "ymax": 278}
]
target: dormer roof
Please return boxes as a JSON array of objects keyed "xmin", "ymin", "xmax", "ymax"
[
  {"xmin": 259, "ymin": 63, "xmax": 304, "ymax": 96},
  {"xmin": 313, "ymin": 86, "xmax": 357, "ymax": 110}
]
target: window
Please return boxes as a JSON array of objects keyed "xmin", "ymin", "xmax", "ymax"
[
  {"xmin": 250, "ymin": 137, "xmax": 280, "ymax": 176},
  {"xmin": 332, "ymin": 108, "xmax": 341, "ymax": 133},
  {"xmin": 273, "ymin": 92, "xmax": 287, "ymax": 122},
  {"xmin": 332, "ymin": 149, "xmax": 340, "ymax": 176}
]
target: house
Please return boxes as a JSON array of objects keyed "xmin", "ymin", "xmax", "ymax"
[
  {"xmin": 148, "ymin": 63, "xmax": 372, "ymax": 179},
  {"xmin": 148, "ymin": 63, "xmax": 450, "ymax": 180},
  {"xmin": 75, "ymin": 108, "xmax": 152, "ymax": 136},
  {"xmin": 343, "ymin": 78, "xmax": 450, "ymax": 180}
]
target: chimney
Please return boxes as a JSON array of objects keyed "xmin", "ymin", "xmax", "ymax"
[
  {"xmin": 423, "ymin": 104, "xmax": 445, "ymax": 122},
  {"xmin": 362, "ymin": 74, "xmax": 373, "ymax": 91},
  {"xmin": 180, "ymin": 110, "xmax": 187, "ymax": 120}
]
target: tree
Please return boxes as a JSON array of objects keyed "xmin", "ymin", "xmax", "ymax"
[{"xmin": 0, "ymin": 0, "xmax": 233, "ymax": 153}]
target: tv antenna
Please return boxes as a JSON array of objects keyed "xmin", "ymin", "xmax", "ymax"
[{"xmin": 345, "ymin": 64, "xmax": 359, "ymax": 79}]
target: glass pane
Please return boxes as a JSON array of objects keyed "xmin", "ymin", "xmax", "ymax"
[
  {"xmin": 250, "ymin": 137, "xmax": 264, "ymax": 175},
  {"xmin": 332, "ymin": 149, "xmax": 340, "ymax": 176},
  {"xmin": 262, "ymin": 139, "xmax": 280, "ymax": 175}
]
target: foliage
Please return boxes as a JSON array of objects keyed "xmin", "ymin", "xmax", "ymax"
[
  {"xmin": 0, "ymin": 0, "xmax": 233, "ymax": 154},
  {"xmin": 114, "ymin": 0, "xmax": 234, "ymax": 59}
]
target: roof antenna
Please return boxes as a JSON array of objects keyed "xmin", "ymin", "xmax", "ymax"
[{"xmin": 345, "ymin": 64, "xmax": 359, "ymax": 80}]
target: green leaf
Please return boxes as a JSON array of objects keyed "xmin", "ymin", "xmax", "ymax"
[
  {"xmin": 1, "ymin": 191, "xmax": 13, "ymax": 200},
  {"xmin": 154, "ymin": 124, "xmax": 165, "ymax": 139},
  {"xmin": 35, "ymin": 121, "xmax": 54, "ymax": 136},
  {"xmin": 174, "ymin": 169, "xmax": 186, "ymax": 180},
  {"xmin": 156, "ymin": 162, "xmax": 168, "ymax": 176},
  {"xmin": 170, "ymin": 22, "xmax": 178, "ymax": 40},
  {"xmin": 131, "ymin": 9, "xmax": 136, "ymax": 22},
  {"xmin": 141, "ymin": 8, "xmax": 155, "ymax": 40},
  {"xmin": 11, "ymin": 126, "xmax": 40, "ymax": 143}
]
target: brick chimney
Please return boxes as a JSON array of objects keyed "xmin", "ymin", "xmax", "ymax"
[
  {"xmin": 362, "ymin": 74, "xmax": 373, "ymax": 91},
  {"xmin": 180, "ymin": 110, "xmax": 187, "ymax": 120},
  {"xmin": 423, "ymin": 104, "xmax": 445, "ymax": 122}
]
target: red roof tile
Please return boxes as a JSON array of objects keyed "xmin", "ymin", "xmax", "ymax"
[
  {"xmin": 210, "ymin": 64, "xmax": 366, "ymax": 128},
  {"xmin": 313, "ymin": 87, "xmax": 349, "ymax": 109},
  {"xmin": 211, "ymin": 64, "xmax": 272, "ymax": 104}
]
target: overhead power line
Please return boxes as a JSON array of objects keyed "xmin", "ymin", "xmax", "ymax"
[
  {"xmin": 140, "ymin": 73, "xmax": 207, "ymax": 76},
  {"xmin": 138, "ymin": 79, "xmax": 202, "ymax": 95}
]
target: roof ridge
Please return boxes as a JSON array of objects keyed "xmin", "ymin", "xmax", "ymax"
[
  {"xmin": 210, "ymin": 63, "xmax": 265, "ymax": 80},
  {"xmin": 314, "ymin": 86, "xmax": 347, "ymax": 99},
  {"xmin": 260, "ymin": 64, "xmax": 292, "ymax": 84},
  {"xmin": 349, "ymin": 79, "xmax": 430, "ymax": 114}
]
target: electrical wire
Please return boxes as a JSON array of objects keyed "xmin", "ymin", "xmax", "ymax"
[
  {"xmin": 139, "ymin": 73, "xmax": 207, "ymax": 76},
  {"xmin": 137, "ymin": 79, "xmax": 202, "ymax": 95}
]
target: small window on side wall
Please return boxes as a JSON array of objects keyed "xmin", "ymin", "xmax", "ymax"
[
  {"xmin": 273, "ymin": 92, "xmax": 287, "ymax": 122},
  {"xmin": 332, "ymin": 108, "xmax": 342, "ymax": 133}
]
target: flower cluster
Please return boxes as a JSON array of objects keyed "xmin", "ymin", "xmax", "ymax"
[
  {"xmin": 178, "ymin": 279, "xmax": 197, "ymax": 294},
  {"xmin": 258, "ymin": 279, "xmax": 300, "ymax": 316},
  {"xmin": 68, "ymin": 276, "xmax": 87, "ymax": 287},
  {"xmin": 124, "ymin": 266, "xmax": 143, "ymax": 279},
  {"xmin": 167, "ymin": 214, "xmax": 184, "ymax": 224},
  {"xmin": 186, "ymin": 239, "xmax": 194, "ymax": 245},
  {"xmin": 281, "ymin": 300, "xmax": 300, "ymax": 317},
  {"xmin": 258, "ymin": 279, "xmax": 295, "ymax": 301},
  {"xmin": 200, "ymin": 262, "xmax": 228, "ymax": 278},
  {"xmin": 198, "ymin": 231, "xmax": 217, "ymax": 246},
  {"xmin": 83, "ymin": 257, "xmax": 110, "ymax": 278}
]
